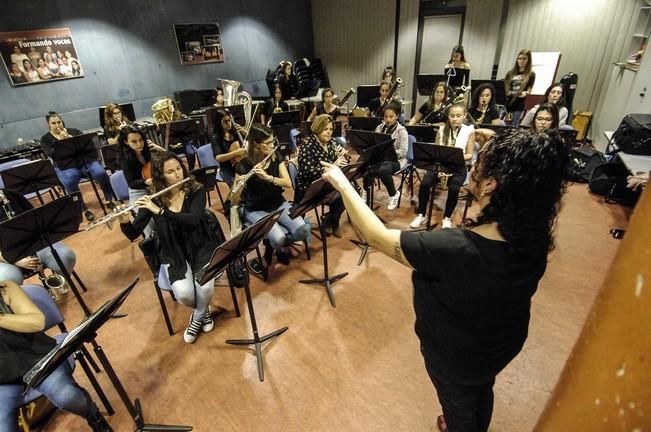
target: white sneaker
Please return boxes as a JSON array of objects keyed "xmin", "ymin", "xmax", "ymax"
[
  {"xmin": 441, "ymin": 217, "xmax": 452, "ymax": 229},
  {"xmin": 387, "ymin": 191, "xmax": 401, "ymax": 210},
  {"xmin": 200, "ymin": 307, "xmax": 214, "ymax": 333},
  {"xmin": 360, "ymin": 189, "xmax": 367, "ymax": 203},
  {"xmin": 410, "ymin": 214, "xmax": 427, "ymax": 229},
  {"xmin": 184, "ymin": 315, "xmax": 202, "ymax": 343}
]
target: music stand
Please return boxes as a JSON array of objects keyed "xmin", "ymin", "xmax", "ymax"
[
  {"xmin": 356, "ymin": 85, "xmax": 381, "ymax": 108},
  {"xmin": 471, "ymin": 80, "xmax": 507, "ymax": 106},
  {"xmin": 406, "ymin": 125, "xmax": 438, "ymax": 143},
  {"xmin": 412, "ymin": 142, "xmax": 466, "ymax": 230},
  {"xmin": 0, "ymin": 159, "xmax": 62, "ymax": 205},
  {"xmin": 289, "ymin": 164, "xmax": 361, "ymax": 307},
  {"xmin": 24, "ymin": 277, "xmax": 193, "ymax": 431},
  {"xmin": 416, "ymin": 74, "xmax": 447, "ymax": 96},
  {"xmin": 444, "ymin": 67, "xmax": 470, "ymax": 89},
  {"xmin": 166, "ymin": 118, "xmax": 205, "ymax": 146},
  {"xmin": 100, "ymin": 144, "xmax": 121, "ymax": 173},
  {"xmin": 53, "ymin": 132, "xmax": 109, "ymax": 216},
  {"xmin": 270, "ymin": 110, "xmax": 301, "ymax": 126},
  {"xmin": 224, "ymin": 104, "xmax": 246, "ymax": 127},
  {"xmin": 199, "ymin": 209, "xmax": 287, "ymax": 382},
  {"xmin": 347, "ymin": 117, "xmax": 383, "ymax": 132},
  {"xmin": 191, "ymin": 166, "xmax": 218, "ymax": 207},
  {"xmin": 0, "ymin": 193, "xmax": 92, "ymax": 314}
]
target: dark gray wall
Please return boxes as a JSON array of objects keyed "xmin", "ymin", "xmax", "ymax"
[{"xmin": 0, "ymin": 0, "xmax": 313, "ymax": 147}]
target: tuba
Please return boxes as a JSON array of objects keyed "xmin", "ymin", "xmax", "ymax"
[
  {"xmin": 220, "ymin": 79, "xmax": 253, "ymax": 126},
  {"xmin": 151, "ymin": 98, "xmax": 175, "ymax": 125}
]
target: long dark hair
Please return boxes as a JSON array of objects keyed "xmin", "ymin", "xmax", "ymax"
[
  {"xmin": 472, "ymin": 129, "xmax": 569, "ymax": 256},
  {"xmin": 534, "ymin": 103, "xmax": 559, "ymax": 131},
  {"xmin": 429, "ymin": 82, "xmax": 451, "ymax": 108},
  {"xmin": 150, "ymin": 152, "xmax": 200, "ymax": 206},
  {"xmin": 117, "ymin": 125, "xmax": 151, "ymax": 163},
  {"xmin": 471, "ymin": 83, "xmax": 497, "ymax": 111},
  {"xmin": 246, "ymin": 124, "xmax": 277, "ymax": 165},
  {"xmin": 544, "ymin": 83, "xmax": 566, "ymax": 108},
  {"xmin": 448, "ymin": 44, "xmax": 466, "ymax": 63}
]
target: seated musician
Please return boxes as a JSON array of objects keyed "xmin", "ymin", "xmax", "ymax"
[
  {"xmin": 408, "ymin": 81, "xmax": 450, "ymax": 127},
  {"xmin": 368, "ymin": 80, "xmax": 393, "ymax": 118},
  {"xmin": 0, "ymin": 188, "xmax": 75, "ymax": 295},
  {"xmin": 214, "ymin": 87, "xmax": 225, "ymax": 108},
  {"xmin": 307, "ymin": 88, "xmax": 340, "ymax": 122},
  {"xmin": 117, "ymin": 125, "xmax": 165, "ymax": 203},
  {"xmin": 520, "ymin": 83, "xmax": 568, "ymax": 128},
  {"xmin": 233, "ymin": 124, "xmax": 310, "ymax": 265},
  {"xmin": 103, "ymin": 103, "xmax": 132, "ymax": 145},
  {"xmin": 468, "ymin": 83, "xmax": 502, "ymax": 125},
  {"xmin": 261, "ymin": 84, "xmax": 289, "ymax": 126},
  {"xmin": 40, "ymin": 112, "xmax": 117, "ymax": 222},
  {"xmin": 530, "ymin": 103, "xmax": 559, "ymax": 133},
  {"xmin": 117, "ymin": 152, "xmax": 224, "ymax": 344},
  {"xmin": 0, "ymin": 280, "xmax": 113, "ymax": 431},
  {"xmin": 296, "ymin": 114, "xmax": 348, "ymax": 238},
  {"xmin": 277, "ymin": 61, "xmax": 298, "ymax": 100},
  {"xmin": 211, "ymin": 108, "xmax": 247, "ymax": 187},
  {"xmin": 362, "ymin": 102, "xmax": 407, "ymax": 211},
  {"xmin": 409, "ymin": 103, "xmax": 475, "ymax": 230}
]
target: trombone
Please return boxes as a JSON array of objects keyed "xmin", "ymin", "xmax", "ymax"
[{"xmin": 85, "ymin": 178, "xmax": 190, "ymax": 231}]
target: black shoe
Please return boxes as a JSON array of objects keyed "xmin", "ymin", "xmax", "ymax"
[
  {"xmin": 106, "ymin": 201, "xmax": 117, "ymax": 211},
  {"xmin": 276, "ymin": 250, "xmax": 290, "ymax": 265},
  {"xmin": 87, "ymin": 410, "xmax": 113, "ymax": 432},
  {"xmin": 84, "ymin": 209, "xmax": 95, "ymax": 222},
  {"xmin": 247, "ymin": 258, "xmax": 263, "ymax": 275}
]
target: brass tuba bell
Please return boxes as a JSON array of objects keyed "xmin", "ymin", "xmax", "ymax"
[
  {"xmin": 220, "ymin": 79, "xmax": 253, "ymax": 126},
  {"xmin": 151, "ymin": 98, "xmax": 175, "ymax": 125}
]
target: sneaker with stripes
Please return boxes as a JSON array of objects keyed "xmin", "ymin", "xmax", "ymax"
[
  {"xmin": 201, "ymin": 308, "xmax": 214, "ymax": 333},
  {"xmin": 184, "ymin": 315, "xmax": 202, "ymax": 343}
]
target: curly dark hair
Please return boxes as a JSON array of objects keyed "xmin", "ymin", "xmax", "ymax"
[
  {"xmin": 117, "ymin": 125, "xmax": 151, "ymax": 164},
  {"xmin": 150, "ymin": 152, "xmax": 201, "ymax": 206},
  {"xmin": 472, "ymin": 129, "xmax": 569, "ymax": 256},
  {"xmin": 470, "ymin": 83, "xmax": 497, "ymax": 111}
]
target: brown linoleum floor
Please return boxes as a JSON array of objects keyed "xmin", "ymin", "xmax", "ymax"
[{"xmin": 35, "ymin": 179, "xmax": 629, "ymax": 431}]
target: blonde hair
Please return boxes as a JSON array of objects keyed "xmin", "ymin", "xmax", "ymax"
[{"xmin": 311, "ymin": 114, "xmax": 333, "ymax": 135}]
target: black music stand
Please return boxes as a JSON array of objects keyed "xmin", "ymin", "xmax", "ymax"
[
  {"xmin": 100, "ymin": 144, "xmax": 121, "ymax": 173},
  {"xmin": 270, "ymin": 110, "xmax": 301, "ymax": 126},
  {"xmin": 444, "ymin": 67, "xmax": 470, "ymax": 89},
  {"xmin": 412, "ymin": 143, "xmax": 465, "ymax": 230},
  {"xmin": 0, "ymin": 159, "xmax": 62, "ymax": 205},
  {"xmin": 199, "ymin": 210, "xmax": 287, "ymax": 382},
  {"xmin": 53, "ymin": 132, "xmax": 109, "ymax": 216},
  {"xmin": 166, "ymin": 118, "xmax": 205, "ymax": 147},
  {"xmin": 24, "ymin": 278, "xmax": 193, "ymax": 431},
  {"xmin": 0, "ymin": 193, "xmax": 92, "ymax": 314},
  {"xmin": 191, "ymin": 166, "xmax": 218, "ymax": 207},
  {"xmin": 356, "ymin": 85, "xmax": 381, "ymax": 108},
  {"xmin": 471, "ymin": 80, "xmax": 507, "ymax": 106},
  {"xmin": 224, "ymin": 104, "xmax": 246, "ymax": 127},
  {"xmin": 416, "ymin": 74, "xmax": 446, "ymax": 96},
  {"xmin": 406, "ymin": 125, "xmax": 438, "ymax": 143},
  {"xmin": 348, "ymin": 117, "xmax": 383, "ymax": 132},
  {"xmin": 289, "ymin": 167, "xmax": 360, "ymax": 307}
]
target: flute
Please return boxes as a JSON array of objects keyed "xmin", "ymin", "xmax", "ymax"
[{"xmin": 85, "ymin": 178, "xmax": 190, "ymax": 231}]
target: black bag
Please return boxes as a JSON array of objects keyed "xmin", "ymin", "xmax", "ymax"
[
  {"xmin": 612, "ymin": 114, "xmax": 651, "ymax": 155},
  {"xmin": 588, "ymin": 162, "xmax": 640, "ymax": 206},
  {"xmin": 569, "ymin": 147, "xmax": 605, "ymax": 183}
]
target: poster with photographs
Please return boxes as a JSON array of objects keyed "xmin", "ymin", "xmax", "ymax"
[
  {"xmin": 173, "ymin": 23, "xmax": 224, "ymax": 65},
  {"xmin": 0, "ymin": 28, "xmax": 83, "ymax": 87}
]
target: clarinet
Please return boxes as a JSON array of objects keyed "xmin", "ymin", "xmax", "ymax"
[{"xmin": 0, "ymin": 190, "xmax": 16, "ymax": 219}]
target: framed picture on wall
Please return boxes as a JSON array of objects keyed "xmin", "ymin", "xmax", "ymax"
[
  {"xmin": 0, "ymin": 28, "xmax": 84, "ymax": 87},
  {"xmin": 173, "ymin": 23, "xmax": 225, "ymax": 65}
]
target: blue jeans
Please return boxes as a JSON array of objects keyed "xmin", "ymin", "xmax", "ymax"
[
  {"xmin": 243, "ymin": 201, "xmax": 309, "ymax": 251},
  {"xmin": 54, "ymin": 160, "xmax": 115, "ymax": 204},
  {"xmin": 0, "ymin": 361, "xmax": 95, "ymax": 431},
  {"xmin": 0, "ymin": 242, "xmax": 76, "ymax": 285}
]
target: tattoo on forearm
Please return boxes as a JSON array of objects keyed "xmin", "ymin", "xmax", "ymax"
[{"xmin": 392, "ymin": 241, "xmax": 405, "ymax": 264}]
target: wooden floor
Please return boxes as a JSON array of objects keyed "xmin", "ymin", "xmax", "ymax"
[{"xmin": 37, "ymin": 179, "xmax": 629, "ymax": 432}]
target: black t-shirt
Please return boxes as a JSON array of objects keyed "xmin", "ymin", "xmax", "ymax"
[
  {"xmin": 235, "ymin": 152, "xmax": 285, "ymax": 212},
  {"xmin": 400, "ymin": 229, "xmax": 546, "ymax": 385},
  {"xmin": 418, "ymin": 102, "xmax": 447, "ymax": 124},
  {"xmin": 263, "ymin": 98, "xmax": 289, "ymax": 119},
  {"xmin": 40, "ymin": 128, "xmax": 83, "ymax": 167},
  {"xmin": 368, "ymin": 97, "xmax": 384, "ymax": 117},
  {"xmin": 315, "ymin": 102, "xmax": 341, "ymax": 119},
  {"xmin": 469, "ymin": 105, "xmax": 500, "ymax": 124},
  {"xmin": 211, "ymin": 133, "xmax": 242, "ymax": 177}
]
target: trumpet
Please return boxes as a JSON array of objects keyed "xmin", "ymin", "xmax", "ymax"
[{"xmin": 85, "ymin": 178, "xmax": 190, "ymax": 231}]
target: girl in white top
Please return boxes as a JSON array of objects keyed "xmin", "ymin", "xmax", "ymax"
[
  {"xmin": 363, "ymin": 102, "xmax": 408, "ymax": 210},
  {"xmin": 410, "ymin": 104, "xmax": 474, "ymax": 229}
]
